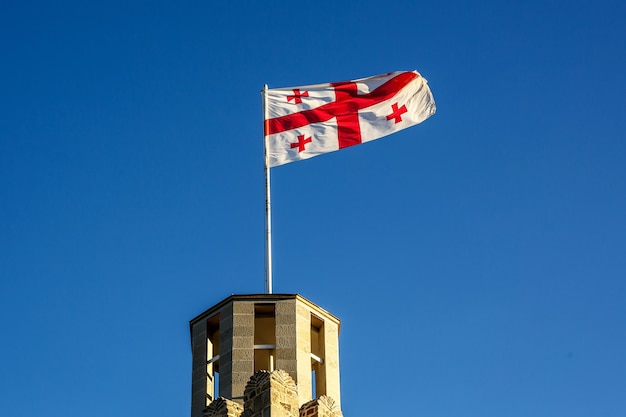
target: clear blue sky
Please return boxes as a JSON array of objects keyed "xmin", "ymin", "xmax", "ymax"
[{"xmin": 1, "ymin": 1, "xmax": 625, "ymax": 416}]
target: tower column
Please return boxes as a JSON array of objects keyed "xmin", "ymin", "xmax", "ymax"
[
  {"xmin": 220, "ymin": 301, "xmax": 255, "ymax": 400},
  {"xmin": 295, "ymin": 301, "xmax": 312, "ymax": 406},
  {"xmin": 322, "ymin": 318, "xmax": 340, "ymax": 406}
]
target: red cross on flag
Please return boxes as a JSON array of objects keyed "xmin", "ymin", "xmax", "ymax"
[{"xmin": 263, "ymin": 70, "xmax": 436, "ymax": 168}]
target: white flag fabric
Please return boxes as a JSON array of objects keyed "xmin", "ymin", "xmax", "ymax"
[{"xmin": 263, "ymin": 70, "xmax": 436, "ymax": 168}]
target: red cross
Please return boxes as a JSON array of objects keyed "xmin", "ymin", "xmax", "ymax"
[
  {"xmin": 266, "ymin": 72, "xmax": 418, "ymax": 150},
  {"xmin": 287, "ymin": 89, "xmax": 309, "ymax": 104},
  {"xmin": 386, "ymin": 103, "xmax": 408, "ymax": 124},
  {"xmin": 290, "ymin": 134, "xmax": 312, "ymax": 152},
  {"xmin": 332, "ymin": 81, "xmax": 362, "ymax": 148}
]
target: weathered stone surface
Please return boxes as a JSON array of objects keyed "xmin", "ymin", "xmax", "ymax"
[
  {"xmin": 234, "ymin": 325, "xmax": 255, "ymax": 337},
  {"xmin": 299, "ymin": 396, "xmax": 342, "ymax": 417},
  {"xmin": 274, "ymin": 343, "xmax": 295, "ymax": 359},
  {"xmin": 232, "ymin": 359, "xmax": 255, "ymax": 373},
  {"xmin": 275, "ymin": 324, "xmax": 296, "ymax": 338},
  {"xmin": 242, "ymin": 370, "xmax": 299, "ymax": 417},
  {"xmin": 205, "ymin": 397, "xmax": 244, "ymax": 417},
  {"xmin": 275, "ymin": 300, "xmax": 296, "ymax": 315},
  {"xmin": 232, "ymin": 348, "xmax": 254, "ymax": 361}
]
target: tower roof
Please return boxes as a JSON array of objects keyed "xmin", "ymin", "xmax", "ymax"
[{"xmin": 189, "ymin": 293, "xmax": 341, "ymax": 337}]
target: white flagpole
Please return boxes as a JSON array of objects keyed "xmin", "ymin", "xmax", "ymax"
[{"xmin": 262, "ymin": 84, "xmax": 273, "ymax": 294}]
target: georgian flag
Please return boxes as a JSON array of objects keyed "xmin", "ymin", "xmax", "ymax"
[{"xmin": 263, "ymin": 70, "xmax": 436, "ymax": 168}]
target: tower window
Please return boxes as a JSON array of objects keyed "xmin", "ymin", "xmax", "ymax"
[
  {"xmin": 206, "ymin": 314, "xmax": 220, "ymax": 404},
  {"xmin": 310, "ymin": 314, "xmax": 326, "ymax": 398},
  {"xmin": 254, "ymin": 304, "xmax": 276, "ymax": 372}
]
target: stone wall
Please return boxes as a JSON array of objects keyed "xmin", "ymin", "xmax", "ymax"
[{"xmin": 202, "ymin": 370, "xmax": 342, "ymax": 417}]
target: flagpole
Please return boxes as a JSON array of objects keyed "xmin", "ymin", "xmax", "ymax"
[{"xmin": 262, "ymin": 84, "xmax": 273, "ymax": 294}]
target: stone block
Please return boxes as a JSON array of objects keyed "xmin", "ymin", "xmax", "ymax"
[
  {"xmin": 220, "ymin": 312, "xmax": 234, "ymax": 327},
  {"xmin": 205, "ymin": 397, "xmax": 244, "ymax": 417},
  {"xmin": 192, "ymin": 391, "xmax": 207, "ymax": 411},
  {"xmin": 192, "ymin": 331, "xmax": 207, "ymax": 345},
  {"xmin": 220, "ymin": 309, "xmax": 234, "ymax": 329},
  {"xmin": 192, "ymin": 345, "xmax": 207, "ymax": 359},
  {"xmin": 298, "ymin": 396, "xmax": 342, "ymax": 417},
  {"xmin": 234, "ymin": 325, "xmax": 254, "ymax": 337},
  {"xmin": 275, "ymin": 300, "xmax": 296, "ymax": 314},
  {"xmin": 295, "ymin": 304, "xmax": 310, "ymax": 319},
  {"xmin": 233, "ymin": 313, "xmax": 254, "ymax": 326},
  {"xmin": 232, "ymin": 348, "xmax": 254, "ymax": 361},
  {"xmin": 232, "ymin": 332, "xmax": 253, "ymax": 344},
  {"xmin": 192, "ymin": 319, "xmax": 206, "ymax": 332},
  {"xmin": 220, "ymin": 374, "xmax": 233, "ymax": 398},
  {"xmin": 232, "ymin": 371, "xmax": 253, "ymax": 385},
  {"xmin": 220, "ymin": 349, "xmax": 233, "ymax": 363},
  {"xmin": 192, "ymin": 370, "xmax": 207, "ymax": 384},
  {"xmin": 221, "ymin": 327, "xmax": 234, "ymax": 343},
  {"xmin": 233, "ymin": 301, "xmax": 254, "ymax": 315},
  {"xmin": 232, "ymin": 359, "xmax": 254, "ymax": 374},
  {"xmin": 275, "ymin": 346, "xmax": 296, "ymax": 361},
  {"xmin": 276, "ymin": 336, "xmax": 296, "ymax": 350},
  {"xmin": 276, "ymin": 316, "xmax": 297, "ymax": 328},
  {"xmin": 192, "ymin": 380, "xmax": 207, "ymax": 396},
  {"xmin": 275, "ymin": 325, "xmax": 296, "ymax": 338},
  {"xmin": 274, "ymin": 359, "xmax": 297, "ymax": 377}
]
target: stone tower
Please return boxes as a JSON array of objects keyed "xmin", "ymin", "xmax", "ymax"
[{"xmin": 189, "ymin": 294, "xmax": 343, "ymax": 417}]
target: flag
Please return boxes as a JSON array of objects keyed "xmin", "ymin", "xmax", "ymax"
[{"xmin": 263, "ymin": 70, "xmax": 436, "ymax": 168}]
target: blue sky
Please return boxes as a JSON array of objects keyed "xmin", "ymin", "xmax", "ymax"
[{"xmin": 1, "ymin": 1, "xmax": 625, "ymax": 416}]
